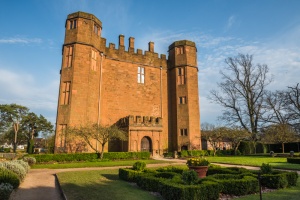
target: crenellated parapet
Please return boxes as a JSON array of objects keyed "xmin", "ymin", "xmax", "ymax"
[
  {"xmin": 101, "ymin": 35, "xmax": 167, "ymax": 68},
  {"xmin": 117, "ymin": 115, "xmax": 163, "ymax": 128}
]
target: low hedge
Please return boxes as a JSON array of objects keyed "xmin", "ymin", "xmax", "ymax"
[
  {"xmin": 180, "ymin": 149, "xmax": 240, "ymax": 157},
  {"xmin": 119, "ymin": 168, "xmax": 144, "ymax": 182},
  {"xmin": 260, "ymin": 171, "xmax": 298, "ymax": 189},
  {"xmin": 26, "ymin": 152, "xmax": 151, "ymax": 163},
  {"xmin": 287, "ymin": 157, "xmax": 300, "ymax": 164},
  {"xmin": 205, "ymin": 174, "xmax": 259, "ymax": 196}
]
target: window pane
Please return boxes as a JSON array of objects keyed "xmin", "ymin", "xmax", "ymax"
[{"xmin": 141, "ymin": 74, "xmax": 144, "ymax": 83}]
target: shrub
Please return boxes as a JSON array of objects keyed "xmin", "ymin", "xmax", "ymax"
[
  {"xmin": 118, "ymin": 168, "xmax": 143, "ymax": 182},
  {"xmin": 0, "ymin": 162, "xmax": 27, "ymax": 181},
  {"xmin": 23, "ymin": 157, "xmax": 36, "ymax": 166},
  {"xmin": 285, "ymin": 171, "xmax": 298, "ymax": 186},
  {"xmin": 182, "ymin": 170, "xmax": 198, "ymax": 185},
  {"xmin": 0, "ymin": 183, "xmax": 13, "ymax": 200},
  {"xmin": 206, "ymin": 174, "xmax": 259, "ymax": 196},
  {"xmin": 261, "ymin": 173, "xmax": 288, "ymax": 189},
  {"xmin": 154, "ymin": 172, "xmax": 178, "ymax": 179},
  {"xmin": 12, "ymin": 160, "xmax": 30, "ymax": 173},
  {"xmin": 156, "ymin": 166, "xmax": 186, "ymax": 174},
  {"xmin": 260, "ymin": 163, "xmax": 273, "ymax": 174},
  {"xmin": 287, "ymin": 157, "xmax": 300, "ymax": 164},
  {"xmin": 132, "ymin": 161, "xmax": 146, "ymax": 171},
  {"xmin": 0, "ymin": 167, "xmax": 20, "ymax": 189}
]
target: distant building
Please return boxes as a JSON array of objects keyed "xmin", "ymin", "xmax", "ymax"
[{"xmin": 55, "ymin": 11, "xmax": 201, "ymax": 155}]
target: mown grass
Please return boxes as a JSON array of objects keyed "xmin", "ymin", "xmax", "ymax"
[
  {"xmin": 57, "ymin": 169, "xmax": 161, "ymax": 200},
  {"xmin": 206, "ymin": 156, "xmax": 300, "ymax": 170},
  {"xmin": 236, "ymin": 177, "xmax": 300, "ymax": 200},
  {"xmin": 31, "ymin": 159, "xmax": 172, "ymax": 169}
]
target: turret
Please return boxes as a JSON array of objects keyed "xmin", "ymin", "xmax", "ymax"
[{"xmin": 168, "ymin": 40, "xmax": 201, "ymax": 151}]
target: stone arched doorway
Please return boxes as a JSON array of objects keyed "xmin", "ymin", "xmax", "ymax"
[{"xmin": 141, "ymin": 136, "xmax": 152, "ymax": 152}]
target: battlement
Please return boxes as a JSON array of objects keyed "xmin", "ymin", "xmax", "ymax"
[
  {"xmin": 117, "ymin": 115, "xmax": 163, "ymax": 128},
  {"xmin": 168, "ymin": 40, "xmax": 196, "ymax": 50},
  {"xmin": 67, "ymin": 11, "xmax": 102, "ymax": 27},
  {"xmin": 101, "ymin": 35, "xmax": 167, "ymax": 67}
]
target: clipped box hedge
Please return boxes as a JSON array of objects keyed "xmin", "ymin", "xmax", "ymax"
[
  {"xmin": 119, "ymin": 165, "xmax": 298, "ymax": 200},
  {"xmin": 287, "ymin": 157, "xmax": 300, "ymax": 164},
  {"xmin": 261, "ymin": 171, "xmax": 298, "ymax": 189},
  {"xmin": 26, "ymin": 152, "xmax": 151, "ymax": 163}
]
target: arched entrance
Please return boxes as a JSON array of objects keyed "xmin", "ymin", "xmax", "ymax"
[{"xmin": 141, "ymin": 136, "xmax": 152, "ymax": 152}]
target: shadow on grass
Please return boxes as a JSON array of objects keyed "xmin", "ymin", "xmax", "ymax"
[{"xmin": 101, "ymin": 173, "xmax": 119, "ymax": 180}]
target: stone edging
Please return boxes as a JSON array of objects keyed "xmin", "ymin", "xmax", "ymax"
[{"xmin": 54, "ymin": 174, "xmax": 68, "ymax": 200}]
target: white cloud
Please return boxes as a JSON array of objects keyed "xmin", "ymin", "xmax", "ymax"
[
  {"xmin": 225, "ymin": 15, "xmax": 236, "ymax": 31},
  {"xmin": 0, "ymin": 37, "xmax": 42, "ymax": 44},
  {"xmin": 0, "ymin": 68, "xmax": 59, "ymax": 124}
]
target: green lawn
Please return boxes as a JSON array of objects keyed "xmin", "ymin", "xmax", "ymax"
[
  {"xmin": 207, "ymin": 156, "xmax": 300, "ymax": 170},
  {"xmin": 31, "ymin": 159, "xmax": 172, "ymax": 169},
  {"xmin": 237, "ymin": 177, "xmax": 300, "ymax": 200},
  {"xmin": 57, "ymin": 169, "xmax": 161, "ymax": 200}
]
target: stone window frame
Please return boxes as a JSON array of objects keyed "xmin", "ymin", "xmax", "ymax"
[
  {"xmin": 94, "ymin": 23, "xmax": 100, "ymax": 36},
  {"xmin": 179, "ymin": 96, "xmax": 187, "ymax": 104},
  {"xmin": 177, "ymin": 67, "xmax": 185, "ymax": 85},
  {"xmin": 137, "ymin": 66, "xmax": 145, "ymax": 84},
  {"xmin": 69, "ymin": 19, "xmax": 77, "ymax": 29},
  {"xmin": 64, "ymin": 45, "xmax": 73, "ymax": 68},
  {"xmin": 180, "ymin": 128, "xmax": 188, "ymax": 136},
  {"xmin": 176, "ymin": 46, "xmax": 184, "ymax": 54},
  {"xmin": 61, "ymin": 81, "xmax": 71, "ymax": 105}
]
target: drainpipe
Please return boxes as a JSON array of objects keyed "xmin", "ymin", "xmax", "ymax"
[
  {"xmin": 96, "ymin": 52, "xmax": 104, "ymax": 152},
  {"xmin": 160, "ymin": 66, "xmax": 163, "ymax": 118}
]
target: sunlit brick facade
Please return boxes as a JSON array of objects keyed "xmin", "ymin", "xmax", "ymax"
[{"xmin": 54, "ymin": 11, "xmax": 201, "ymax": 155}]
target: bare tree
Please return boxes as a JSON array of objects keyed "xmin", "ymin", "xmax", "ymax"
[
  {"xmin": 210, "ymin": 54, "xmax": 272, "ymax": 153},
  {"xmin": 201, "ymin": 123, "xmax": 227, "ymax": 156},
  {"xmin": 261, "ymin": 124, "xmax": 297, "ymax": 153},
  {"xmin": 284, "ymin": 83, "xmax": 300, "ymax": 132},
  {"xmin": 226, "ymin": 126, "xmax": 250, "ymax": 155},
  {"xmin": 72, "ymin": 123, "xmax": 127, "ymax": 159}
]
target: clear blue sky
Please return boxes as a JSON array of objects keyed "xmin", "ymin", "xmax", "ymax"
[{"xmin": 1, "ymin": 0, "xmax": 300, "ymax": 126}]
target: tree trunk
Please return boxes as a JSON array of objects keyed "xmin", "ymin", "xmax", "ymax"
[
  {"xmin": 282, "ymin": 143, "xmax": 285, "ymax": 153},
  {"xmin": 100, "ymin": 143, "xmax": 105, "ymax": 159}
]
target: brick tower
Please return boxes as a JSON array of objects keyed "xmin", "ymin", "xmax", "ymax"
[
  {"xmin": 55, "ymin": 12, "xmax": 103, "ymax": 152},
  {"xmin": 55, "ymin": 11, "xmax": 201, "ymax": 154},
  {"xmin": 168, "ymin": 40, "xmax": 201, "ymax": 151}
]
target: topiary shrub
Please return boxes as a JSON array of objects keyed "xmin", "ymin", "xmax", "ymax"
[
  {"xmin": 132, "ymin": 161, "xmax": 146, "ymax": 171},
  {"xmin": 182, "ymin": 170, "xmax": 198, "ymax": 185},
  {"xmin": 0, "ymin": 183, "xmax": 13, "ymax": 200},
  {"xmin": 0, "ymin": 167, "xmax": 20, "ymax": 189},
  {"xmin": 23, "ymin": 156, "xmax": 36, "ymax": 166},
  {"xmin": 0, "ymin": 162, "xmax": 27, "ymax": 181},
  {"xmin": 12, "ymin": 160, "xmax": 30, "ymax": 173}
]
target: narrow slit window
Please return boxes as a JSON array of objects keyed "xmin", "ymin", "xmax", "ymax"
[
  {"xmin": 179, "ymin": 96, "xmax": 186, "ymax": 104},
  {"xmin": 176, "ymin": 46, "xmax": 184, "ymax": 54},
  {"xmin": 138, "ymin": 66, "xmax": 145, "ymax": 84},
  {"xmin": 177, "ymin": 67, "xmax": 185, "ymax": 85},
  {"xmin": 64, "ymin": 46, "xmax": 73, "ymax": 68},
  {"xmin": 69, "ymin": 19, "xmax": 77, "ymax": 29},
  {"xmin": 61, "ymin": 81, "xmax": 71, "ymax": 105}
]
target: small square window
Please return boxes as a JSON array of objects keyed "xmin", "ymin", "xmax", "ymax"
[
  {"xmin": 180, "ymin": 129, "xmax": 188, "ymax": 136},
  {"xmin": 179, "ymin": 96, "xmax": 186, "ymax": 104}
]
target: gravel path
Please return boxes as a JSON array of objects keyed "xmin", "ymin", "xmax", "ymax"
[{"xmin": 8, "ymin": 158, "xmax": 300, "ymax": 200}]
